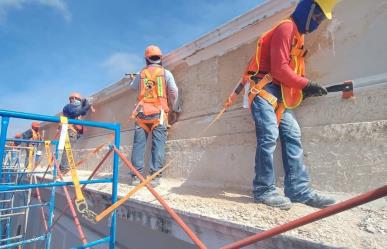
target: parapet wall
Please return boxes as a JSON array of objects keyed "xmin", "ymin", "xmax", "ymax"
[{"xmin": 43, "ymin": 0, "xmax": 387, "ymax": 194}]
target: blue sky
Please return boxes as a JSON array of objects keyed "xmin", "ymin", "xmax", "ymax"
[{"xmin": 0, "ymin": 0, "xmax": 263, "ymax": 135}]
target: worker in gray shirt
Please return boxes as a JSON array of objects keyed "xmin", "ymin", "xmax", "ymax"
[{"xmin": 128, "ymin": 45, "xmax": 180, "ymax": 187}]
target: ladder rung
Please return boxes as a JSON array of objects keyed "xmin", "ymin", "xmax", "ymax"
[
  {"xmin": 0, "ymin": 235, "xmax": 23, "ymax": 243},
  {"xmin": 1, "ymin": 189, "xmax": 28, "ymax": 193},
  {"xmin": 0, "ymin": 212, "xmax": 25, "ymax": 218}
]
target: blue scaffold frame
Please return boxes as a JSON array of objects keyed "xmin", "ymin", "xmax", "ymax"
[{"xmin": 0, "ymin": 109, "xmax": 121, "ymax": 249}]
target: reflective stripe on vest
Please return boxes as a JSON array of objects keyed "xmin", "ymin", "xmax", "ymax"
[
  {"xmin": 134, "ymin": 65, "xmax": 169, "ymax": 116},
  {"xmin": 32, "ymin": 129, "xmax": 41, "ymax": 140}
]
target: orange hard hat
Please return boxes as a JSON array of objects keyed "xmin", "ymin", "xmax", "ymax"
[
  {"xmin": 144, "ymin": 45, "xmax": 162, "ymax": 59},
  {"xmin": 69, "ymin": 92, "xmax": 82, "ymax": 100},
  {"xmin": 31, "ymin": 122, "xmax": 40, "ymax": 129},
  {"xmin": 15, "ymin": 133, "xmax": 22, "ymax": 138}
]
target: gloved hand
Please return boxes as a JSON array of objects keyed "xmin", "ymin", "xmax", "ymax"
[{"xmin": 303, "ymin": 81, "xmax": 328, "ymax": 99}]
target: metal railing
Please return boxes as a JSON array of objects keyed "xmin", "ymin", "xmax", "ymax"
[{"xmin": 0, "ymin": 109, "xmax": 121, "ymax": 249}]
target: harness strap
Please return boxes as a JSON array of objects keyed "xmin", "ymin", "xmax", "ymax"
[
  {"xmin": 27, "ymin": 146, "xmax": 34, "ymax": 172},
  {"xmin": 44, "ymin": 141, "xmax": 53, "ymax": 168},
  {"xmin": 60, "ymin": 116, "xmax": 97, "ymax": 223},
  {"xmin": 60, "ymin": 116, "xmax": 84, "ymax": 202},
  {"xmin": 135, "ymin": 118, "xmax": 160, "ymax": 133},
  {"xmin": 247, "ymin": 74, "xmax": 285, "ymax": 125}
]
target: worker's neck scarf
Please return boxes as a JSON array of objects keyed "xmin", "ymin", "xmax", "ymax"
[{"xmin": 291, "ymin": 0, "xmax": 326, "ymax": 34}]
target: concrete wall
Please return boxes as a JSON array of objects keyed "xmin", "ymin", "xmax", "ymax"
[{"xmin": 43, "ymin": 0, "xmax": 387, "ymax": 194}]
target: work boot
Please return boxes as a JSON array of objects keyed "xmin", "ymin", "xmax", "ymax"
[
  {"xmin": 150, "ymin": 177, "xmax": 160, "ymax": 188},
  {"xmin": 255, "ymin": 193, "xmax": 292, "ymax": 210},
  {"xmin": 303, "ymin": 193, "xmax": 336, "ymax": 209},
  {"xmin": 130, "ymin": 175, "xmax": 140, "ymax": 186}
]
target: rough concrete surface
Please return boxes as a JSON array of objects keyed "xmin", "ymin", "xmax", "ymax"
[{"xmin": 61, "ymin": 170, "xmax": 385, "ymax": 249}]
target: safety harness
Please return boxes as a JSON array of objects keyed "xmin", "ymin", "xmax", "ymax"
[
  {"xmin": 27, "ymin": 146, "xmax": 35, "ymax": 172},
  {"xmin": 44, "ymin": 141, "xmax": 53, "ymax": 168},
  {"xmin": 243, "ymin": 18, "xmax": 307, "ymax": 124},
  {"xmin": 131, "ymin": 65, "xmax": 169, "ymax": 132},
  {"xmin": 31, "ymin": 129, "xmax": 41, "ymax": 140},
  {"xmin": 59, "ymin": 116, "xmax": 97, "ymax": 223}
]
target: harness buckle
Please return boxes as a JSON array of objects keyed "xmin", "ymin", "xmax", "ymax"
[
  {"xmin": 75, "ymin": 199, "xmax": 97, "ymax": 223},
  {"xmin": 266, "ymin": 95, "xmax": 278, "ymax": 106},
  {"xmin": 75, "ymin": 199, "xmax": 87, "ymax": 213},
  {"xmin": 250, "ymin": 87, "xmax": 262, "ymax": 95}
]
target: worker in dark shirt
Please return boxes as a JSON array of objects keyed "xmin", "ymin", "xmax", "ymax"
[{"xmin": 60, "ymin": 92, "xmax": 93, "ymax": 174}]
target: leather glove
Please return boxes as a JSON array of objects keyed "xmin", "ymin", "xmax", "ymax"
[{"xmin": 303, "ymin": 81, "xmax": 328, "ymax": 99}]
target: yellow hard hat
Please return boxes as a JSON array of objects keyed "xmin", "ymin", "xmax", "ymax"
[{"xmin": 314, "ymin": 0, "xmax": 338, "ymax": 20}]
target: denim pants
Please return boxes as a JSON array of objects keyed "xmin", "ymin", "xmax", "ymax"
[
  {"xmin": 130, "ymin": 113, "xmax": 167, "ymax": 176},
  {"xmin": 251, "ymin": 83, "xmax": 312, "ymax": 202}
]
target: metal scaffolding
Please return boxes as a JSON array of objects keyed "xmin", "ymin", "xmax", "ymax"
[{"xmin": 0, "ymin": 109, "xmax": 121, "ymax": 249}]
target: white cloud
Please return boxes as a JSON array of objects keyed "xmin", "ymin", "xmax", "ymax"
[
  {"xmin": 0, "ymin": 0, "xmax": 71, "ymax": 24},
  {"xmin": 102, "ymin": 52, "xmax": 143, "ymax": 77}
]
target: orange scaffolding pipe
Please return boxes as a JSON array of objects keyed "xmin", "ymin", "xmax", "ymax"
[
  {"xmin": 52, "ymin": 157, "xmax": 88, "ymax": 246},
  {"xmin": 112, "ymin": 146, "xmax": 207, "ymax": 249},
  {"xmin": 221, "ymin": 184, "xmax": 387, "ymax": 249},
  {"xmin": 50, "ymin": 149, "xmax": 112, "ymax": 230},
  {"xmin": 33, "ymin": 176, "xmax": 48, "ymax": 232}
]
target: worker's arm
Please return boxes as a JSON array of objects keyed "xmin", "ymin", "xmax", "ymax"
[
  {"xmin": 22, "ymin": 129, "xmax": 33, "ymax": 140},
  {"xmin": 128, "ymin": 74, "xmax": 140, "ymax": 91},
  {"xmin": 165, "ymin": 70, "xmax": 180, "ymax": 113},
  {"xmin": 62, "ymin": 102, "xmax": 90, "ymax": 119},
  {"xmin": 80, "ymin": 99, "xmax": 91, "ymax": 115},
  {"xmin": 270, "ymin": 22, "xmax": 309, "ymax": 89}
]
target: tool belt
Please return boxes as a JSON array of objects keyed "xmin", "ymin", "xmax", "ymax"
[{"xmin": 247, "ymin": 74, "xmax": 285, "ymax": 125}]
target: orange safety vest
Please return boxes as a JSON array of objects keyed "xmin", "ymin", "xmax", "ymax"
[
  {"xmin": 31, "ymin": 129, "xmax": 41, "ymax": 140},
  {"xmin": 245, "ymin": 19, "xmax": 307, "ymax": 123},
  {"xmin": 132, "ymin": 65, "xmax": 169, "ymax": 132}
]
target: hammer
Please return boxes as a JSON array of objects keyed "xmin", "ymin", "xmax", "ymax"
[{"xmin": 326, "ymin": 80, "xmax": 354, "ymax": 99}]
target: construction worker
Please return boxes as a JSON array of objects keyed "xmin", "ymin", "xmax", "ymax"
[
  {"xmin": 22, "ymin": 122, "xmax": 41, "ymax": 141},
  {"xmin": 22, "ymin": 122, "xmax": 42, "ymax": 167},
  {"xmin": 9, "ymin": 133, "xmax": 22, "ymax": 165},
  {"xmin": 10, "ymin": 133, "xmax": 22, "ymax": 147},
  {"xmin": 225, "ymin": 0, "xmax": 337, "ymax": 210},
  {"xmin": 59, "ymin": 92, "xmax": 93, "ymax": 174},
  {"xmin": 128, "ymin": 45, "xmax": 180, "ymax": 187}
]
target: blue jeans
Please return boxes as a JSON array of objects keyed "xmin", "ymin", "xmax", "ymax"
[
  {"xmin": 251, "ymin": 83, "xmax": 312, "ymax": 202},
  {"xmin": 130, "ymin": 113, "xmax": 167, "ymax": 176}
]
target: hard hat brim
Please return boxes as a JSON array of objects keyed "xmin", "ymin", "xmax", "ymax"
[{"xmin": 324, "ymin": 12, "xmax": 332, "ymax": 20}]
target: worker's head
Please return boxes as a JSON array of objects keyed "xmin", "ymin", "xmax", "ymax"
[
  {"xmin": 144, "ymin": 45, "xmax": 162, "ymax": 65},
  {"xmin": 292, "ymin": 0, "xmax": 337, "ymax": 34},
  {"xmin": 69, "ymin": 92, "xmax": 82, "ymax": 105},
  {"xmin": 31, "ymin": 122, "xmax": 40, "ymax": 131},
  {"xmin": 14, "ymin": 133, "xmax": 22, "ymax": 138}
]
